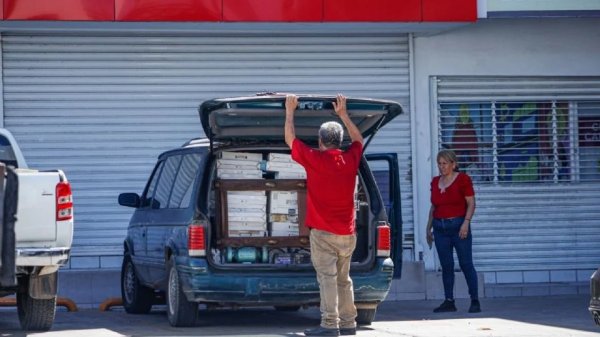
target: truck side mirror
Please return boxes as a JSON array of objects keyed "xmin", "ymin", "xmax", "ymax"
[{"xmin": 118, "ymin": 193, "xmax": 141, "ymax": 208}]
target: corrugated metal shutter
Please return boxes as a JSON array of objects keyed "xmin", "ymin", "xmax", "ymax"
[
  {"xmin": 434, "ymin": 76, "xmax": 600, "ymax": 271},
  {"xmin": 1, "ymin": 33, "xmax": 411, "ymax": 260}
]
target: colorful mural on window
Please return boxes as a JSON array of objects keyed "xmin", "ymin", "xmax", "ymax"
[{"xmin": 439, "ymin": 102, "xmax": 572, "ymax": 183}]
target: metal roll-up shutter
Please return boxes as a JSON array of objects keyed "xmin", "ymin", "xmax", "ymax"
[
  {"xmin": 434, "ymin": 76, "xmax": 600, "ymax": 272},
  {"xmin": 2, "ymin": 32, "xmax": 411, "ymax": 261}
]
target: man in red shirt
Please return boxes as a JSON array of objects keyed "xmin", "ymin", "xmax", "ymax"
[{"xmin": 285, "ymin": 94, "xmax": 362, "ymax": 337}]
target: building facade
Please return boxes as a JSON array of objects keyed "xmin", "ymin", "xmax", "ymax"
[{"xmin": 0, "ymin": 0, "xmax": 598, "ymax": 303}]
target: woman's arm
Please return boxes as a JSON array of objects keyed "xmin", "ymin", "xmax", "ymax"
[
  {"xmin": 459, "ymin": 195, "xmax": 475, "ymax": 239},
  {"xmin": 426, "ymin": 205, "xmax": 435, "ymax": 248}
]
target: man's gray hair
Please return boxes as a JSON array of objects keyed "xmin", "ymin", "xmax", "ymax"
[{"xmin": 319, "ymin": 121, "xmax": 343, "ymax": 149}]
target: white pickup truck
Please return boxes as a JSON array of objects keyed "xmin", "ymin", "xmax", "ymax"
[{"xmin": 0, "ymin": 128, "xmax": 73, "ymax": 331}]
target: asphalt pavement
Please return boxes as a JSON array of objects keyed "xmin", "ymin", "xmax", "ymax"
[{"xmin": 0, "ymin": 294, "xmax": 598, "ymax": 336}]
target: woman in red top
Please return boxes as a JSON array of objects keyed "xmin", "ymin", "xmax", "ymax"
[{"xmin": 426, "ymin": 149, "xmax": 481, "ymax": 313}]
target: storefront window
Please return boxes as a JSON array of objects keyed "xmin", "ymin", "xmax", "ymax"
[
  {"xmin": 439, "ymin": 100, "xmax": 600, "ymax": 184},
  {"xmin": 578, "ymin": 102, "xmax": 600, "ymax": 182}
]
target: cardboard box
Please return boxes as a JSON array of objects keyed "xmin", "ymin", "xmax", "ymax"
[
  {"xmin": 269, "ymin": 213, "xmax": 298, "ymax": 223},
  {"xmin": 270, "ymin": 205, "xmax": 299, "ymax": 215},
  {"xmin": 227, "ymin": 193, "xmax": 267, "ymax": 206},
  {"xmin": 275, "ymin": 172, "xmax": 306, "ymax": 179},
  {"xmin": 220, "ymin": 151, "xmax": 263, "ymax": 162},
  {"xmin": 229, "ymin": 230, "xmax": 267, "ymax": 237},
  {"xmin": 229, "ymin": 206, "xmax": 267, "ymax": 213},
  {"xmin": 264, "ymin": 161, "xmax": 304, "ymax": 171},
  {"xmin": 271, "ymin": 222, "xmax": 299, "ymax": 231},
  {"xmin": 228, "ymin": 191, "xmax": 265, "ymax": 197},
  {"xmin": 270, "ymin": 229, "xmax": 300, "ymax": 237},
  {"xmin": 218, "ymin": 169, "xmax": 263, "ymax": 179},
  {"xmin": 228, "ymin": 220, "xmax": 267, "ymax": 231},
  {"xmin": 270, "ymin": 191, "xmax": 297, "ymax": 202},
  {"xmin": 268, "ymin": 153, "xmax": 294, "ymax": 162},
  {"xmin": 228, "ymin": 213, "xmax": 267, "ymax": 223},
  {"xmin": 217, "ymin": 159, "xmax": 261, "ymax": 170}
]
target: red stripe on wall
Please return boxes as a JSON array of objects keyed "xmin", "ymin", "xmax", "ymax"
[
  {"xmin": 2, "ymin": 0, "xmax": 476, "ymax": 22},
  {"xmin": 423, "ymin": 0, "xmax": 477, "ymax": 22},
  {"xmin": 223, "ymin": 0, "xmax": 323, "ymax": 22},
  {"xmin": 4, "ymin": 0, "xmax": 114, "ymax": 21},
  {"xmin": 324, "ymin": 0, "xmax": 422, "ymax": 22},
  {"xmin": 115, "ymin": 0, "xmax": 221, "ymax": 21}
]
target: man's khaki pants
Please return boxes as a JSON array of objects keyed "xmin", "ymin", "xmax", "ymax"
[{"xmin": 310, "ymin": 229, "xmax": 357, "ymax": 329}]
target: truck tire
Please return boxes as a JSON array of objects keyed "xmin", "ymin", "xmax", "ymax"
[
  {"xmin": 356, "ymin": 307, "xmax": 377, "ymax": 325},
  {"xmin": 16, "ymin": 287, "xmax": 56, "ymax": 331},
  {"xmin": 121, "ymin": 254, "xmax": 153, "ymax": 314},
  {"xmin": 167, "ymin": 257, "xmax": 198, "ymax": 327}
]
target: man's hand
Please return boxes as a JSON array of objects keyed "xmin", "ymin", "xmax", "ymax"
[
  {"xmin": 286, "ymin": 94, "xmax": 298, "ymax": 113},
  {"xmin": 333, "ymin": 93, "xmax": 363, "ymax": 144},
  {"xmin": 332, "ymin": 94, "xmax": 347, "ymax": 118}
]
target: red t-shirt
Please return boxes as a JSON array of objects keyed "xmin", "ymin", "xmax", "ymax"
[
  {"xmin": 291, "ymin": 138, "xmax": 362, "ymax": 235},
  {"xmin": 430, "ymin": 172, "xmax": 475, "ymax": 219}
]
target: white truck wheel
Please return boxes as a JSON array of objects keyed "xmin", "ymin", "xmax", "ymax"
[{"xmin": 17, "ymin": 284, "xmax": 56, "ymax": 331}]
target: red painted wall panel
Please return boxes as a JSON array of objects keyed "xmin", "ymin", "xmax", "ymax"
[
  {"xmin": 4, "ymin": 0, "xmax": 114, "ymax": 21},
  {"xmin": 116, "ymin": 0, "xmax": 221, "ymax": 22},
  {"xmin": 3, "ymin": 0, "xmax": 476, "ymax": 22},
  {"xmin": 324, "ymin": 0, "xmax": 421, "ymax": 22},
  {"xmin": 422, "ymin": 0, "xmax": 476, "ymax": 22},
  {"xmin": 223, "ymin": 0, "xmax": 322, "ymax": 22}
]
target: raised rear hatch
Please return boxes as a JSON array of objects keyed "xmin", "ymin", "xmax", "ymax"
[{"xmin": 199, "ymin": 94, "xmax": 403, "ymax": 149}]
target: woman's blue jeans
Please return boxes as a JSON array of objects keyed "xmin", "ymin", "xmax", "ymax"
[{"xmin": 432, "ymin": 217, "xmax": 479, "ymax": 300}]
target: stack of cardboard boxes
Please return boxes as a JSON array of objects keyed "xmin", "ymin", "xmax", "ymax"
[
  {"xmin": 218, "ymin": 152, "xmax": 266, "ymax": 237},
  {"xmin": 216, "ymin": 151, "xmax": 263, "ymax": 179},
  {"xmin": 263, "ymin": 153, "xmax": 306, "ymax": 179},
  {"xmin": 226, "ymin": 191, "xmax": 267, "ymax": 237},
  {"xmin": 264, "ymin": 153, "xmax": 305, "ymax": 237},
  {"xmin": 217, "ymin": 151, "xmax": 307, "ymax": 238},
  {"xmin": 269, "ymin": 191, "xmax": 299, "ymax": 236}
]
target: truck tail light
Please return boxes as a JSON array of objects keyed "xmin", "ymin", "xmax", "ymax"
[
  {"xmin": 188, "ymin": 221, "xmax": 206, "ymax": 257},
  {"xmin": 377, "ymin": 223, "xmax": 391, "ymax": 257},
  {"xmin": 56, "ymin": 181, "xmax": 73, "ymax": 221}
]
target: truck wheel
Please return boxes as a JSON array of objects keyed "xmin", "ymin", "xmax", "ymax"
[
  {"xmin": 167, "ymin": 257, "xmax": 198, "ymax": 327},
  {"xmin": 121, "ymin": 254, "xmax": 153, "ymax": 314},
  {"xmin": 16, "ymin": 287, "xmax": 56, "ymax": 331},
  {"xmin": 356, "ymin": 308, "xmax": 377, "ymax": 325}
]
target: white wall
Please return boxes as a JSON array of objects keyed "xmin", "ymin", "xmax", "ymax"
[{"xmin": 412, "ymin": 18, "xmax": 600, "ymax": 269}]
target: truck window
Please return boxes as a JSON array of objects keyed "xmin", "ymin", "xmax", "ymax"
[
  {"xmin": 153, "ymin": 155, "xmax": 182, "ymax": 209},
  {"xmin": 168, "ymin": 153, "xmax": 202, "ymax": 209},
  {"xmin": 0, "ymin": 135, "xmax": 18, "ymax": 168}
]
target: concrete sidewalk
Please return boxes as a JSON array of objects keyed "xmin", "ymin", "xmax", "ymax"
[{"xmin": 376, "ymin": 294, "xmax": 598, "ymax": 336}]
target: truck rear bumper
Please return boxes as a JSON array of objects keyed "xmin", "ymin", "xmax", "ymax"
[
  {"xmin": 179, "ymin": 257, "xmax": 394, "ymax": 305},
  {"xmin": 16, "ymin": 247, "xmax": 70, "ymax": 266}
]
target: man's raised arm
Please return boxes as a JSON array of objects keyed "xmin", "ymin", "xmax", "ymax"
[
  {"xmin": 333, "ymin": 94, "xmax": 363, "ymax": 144},
  {"xmin": 285, "ymin": 94, "xmax": 298, "ymax": 149}
]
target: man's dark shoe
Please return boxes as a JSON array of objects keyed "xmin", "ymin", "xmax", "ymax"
[
  {"xmin": 469, "ymin": 299, "xmax": 481, "ymax": 313},
  {"xmin": 304, "ymin": 326, "xmax": 340, "ymax": 336},
  {"xmin": 433, "ymin": 299, "xmax": 457, "ymax": 313},
  {"xmin": 340, "ymin": 327, "xmax": 356, "ymax": 335}
]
